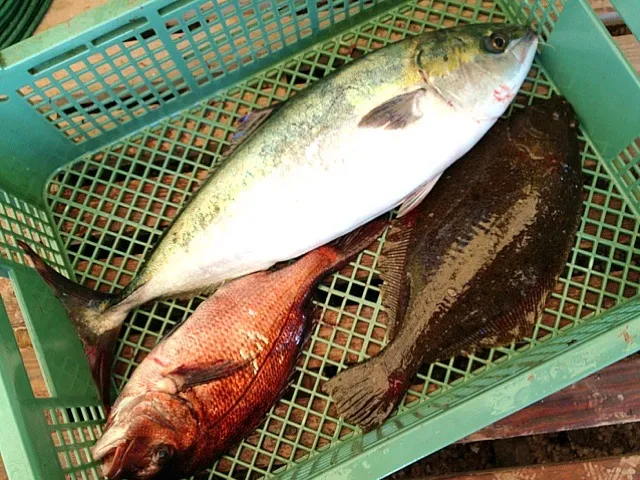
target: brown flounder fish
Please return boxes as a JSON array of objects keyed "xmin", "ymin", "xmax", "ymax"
[
  {"xmin": 91, "ymin": 219, "xmax": 386, "ymax": 480},
  {"xmin": 323, "ymin": 95, "xmax": 583, "ymax": 430}
]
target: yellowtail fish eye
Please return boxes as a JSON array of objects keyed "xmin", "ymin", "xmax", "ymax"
[{"xmin": 483, "ymin": 32, "xmax": 509, "ymax": 54}]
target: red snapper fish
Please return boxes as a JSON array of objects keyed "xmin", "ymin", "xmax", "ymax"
[{"xmin": 91, "ymin": 219, "xmax": 387, "ymax": 479}]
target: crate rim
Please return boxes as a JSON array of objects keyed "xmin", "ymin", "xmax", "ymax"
[
  {"xmin": 284, "ymin": 300, "xmax": 640, "ymax": 480},
  {"xmin": 1, "ymin": 0, "xmax": 168, "ymax": 69},
  {"xmin": 0, "ymin": 0, "xmax": 638, "ymax": 479}
]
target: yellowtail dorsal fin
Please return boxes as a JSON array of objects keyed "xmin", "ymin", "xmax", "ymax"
[{"xmin": 225, "ymin": 102, "xmax": 283, "ymax": 156}]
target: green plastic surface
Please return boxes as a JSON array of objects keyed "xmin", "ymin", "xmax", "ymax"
[{"xmin": 0, "ymin": 0, "xmax": 638, "ymax": 479}]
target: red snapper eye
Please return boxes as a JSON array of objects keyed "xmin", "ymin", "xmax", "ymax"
[{"xmin": 153, "ymin": 444, "xmax": 174, "ymax": 465}]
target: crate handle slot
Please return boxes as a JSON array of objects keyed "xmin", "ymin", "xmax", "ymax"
[
  {"xmin": 91, "ymin": 16, "xmax": 150, "ymax": 47},
  {"xmin": 609, "ymin": 0, "xmax": 640, "ymax": 41},
  {"xmin": 0, "ymin": 279, "xmax": 65, "ymax": 479},
  {"xmin": 27, "ymin": 44, "xmax": 89, "ymax": 75},
  {"xmin": 540, "ymin": 0, "xmax": 640, "ymax": 160},
  {"xmin": 0, "ymin": 274, "xmax": 50, "ymax": 399}
]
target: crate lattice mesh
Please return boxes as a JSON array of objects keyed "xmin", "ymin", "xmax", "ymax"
[{"xmin": 0, "ymin": 0, "xmax": 626, "ymax": 478}]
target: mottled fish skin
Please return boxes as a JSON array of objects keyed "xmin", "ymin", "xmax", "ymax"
[
  {"xmin": 91, "ymin": 220, "xmax": 387, "ymax": 480},
  {"xmin": 323, "ymin": 95, "xmax": 583, "ymax": 430}
]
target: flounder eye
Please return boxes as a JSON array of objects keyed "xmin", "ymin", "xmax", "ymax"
[
  {"xmin": 153, "ymin": 444, "xmax": 174, "ymax": 465},
  {"xmin": 483, "ymin": 33, "xmax": 509, "ymax": 53}
]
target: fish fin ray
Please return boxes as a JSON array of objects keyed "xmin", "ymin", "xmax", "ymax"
[
  {"xmin": 226, "ymin": 103, "xmax": 283, "ymax": 155},
  {"xmin": 18, "ymin": 241, "xmax": 120, "ymax": 405},
  {"xmin": 192, "ymin": 283, "xmax": 222, "ymax": 297},
  {"xmin": 396, "ymin": 173, "xmax": 442, "ymax": 218},
  {"xmin": 450, "ymin": 264, "xmax": 561, "ymax": 358},
  {"xmin": 331, "ymin": 216, "xmax": 388, "ymax": 255},
  {"xmin": 321, "ymin": 216, "xmax": 388, "ymax": 273},
  {"xmin": 18, "ymin": 241, "xmax": 116, "ymax": 303},
  {"xmin": 156, "ymin": 319, "xmax": 185, "ymax": 346},
  {"xmin": 378, "ymin": 215, "xmax": 417, "ymax": 340},
  {"xmin": 323, "ymin": 358, "xmax": 400, "ymax": 431},
  {"xmin": 168, "ymin": 358, "xmax": 252, "ymax": 390},
  {"xmin": 302, "ymin": 303, "xmax": 323, "ymax": 345},
  {"xmin": 158, "ymin": 282, "xmax": 223, "ymax": 301},
  {"xmin": 476, "ymin": 283, "xmax": 551, "ymax": 350},
  {"xmin": 91, "ymin": 328, "xmax": 119, "ymax": 408},
  {"xmin": 358, "ymin": 89, "xmax": 426, "ymax": 130}
]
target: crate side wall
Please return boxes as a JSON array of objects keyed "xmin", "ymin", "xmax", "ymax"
[
  {"xmin": 42, "ymin": 2, "xmax": 640, "ymax": 480},
  {"xmin": 541, "ymin": 1, "xmax": 640, "ymax": 161},
  {"xmin": 0, "ymin": 0, "xmax": 392, "ymax": 205}
]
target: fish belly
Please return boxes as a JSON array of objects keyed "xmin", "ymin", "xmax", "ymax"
[{"xmin": 130, "ymin": 96, "xmax": 490, "ymax": 304}]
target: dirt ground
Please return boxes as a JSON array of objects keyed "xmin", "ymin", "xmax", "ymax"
[{"xmin": 393, "ymin": 422, "xmax": 640, "ymax": 478}]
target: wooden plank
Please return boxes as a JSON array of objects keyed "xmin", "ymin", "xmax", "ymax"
[
  {"xmin": 0, "ymin": 279, "xmax": 49, "ymax": 398},
  {"xmin": 590, "ymin": 0, "xmax": 616, "ymax": 14},
  {"xmin": 432, "ymin": 454, "xmax": 640, "ymax": 479},
  {"xmin": 460, "ymin": 355, "xmax": 640, "ymax": 443},
  {"xmin": 616, "ymin": 35, "xmax": 640, "ymax": 73},
  {"xmin": 0, "ymin": 456, "xmax": 7, "ymax": 480}
]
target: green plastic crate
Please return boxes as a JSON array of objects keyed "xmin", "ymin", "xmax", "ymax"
[{"xmin": 0, "ymin": 0, "xmax": 638, "ymax": 478}]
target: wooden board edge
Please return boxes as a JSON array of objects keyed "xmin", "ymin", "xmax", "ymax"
[{"xmin": 429, "ymin": 454, "xmax": 640, "ymax": 479}]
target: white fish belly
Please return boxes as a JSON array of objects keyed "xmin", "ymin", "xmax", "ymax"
[{"xmin": 147, "ymin": 99, "xmax": 494, "ymax": 296}]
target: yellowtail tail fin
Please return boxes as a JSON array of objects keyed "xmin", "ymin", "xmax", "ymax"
[{"xmin": 18, "ymin": 241, "xmax": 121, "ymax": 406}]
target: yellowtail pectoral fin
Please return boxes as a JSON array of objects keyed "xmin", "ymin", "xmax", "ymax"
[
  {"xmin": 226, "ymin": 102, "xmax": 284, "ymax": 156},
  {"xmin": 358, "ymin": 89, "xmax": 426, "ymax": 130}
]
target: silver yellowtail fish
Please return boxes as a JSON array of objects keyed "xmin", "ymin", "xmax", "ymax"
[{"xmin": 21, "ymin": 23, "xmax": 537, "ymax": 403}]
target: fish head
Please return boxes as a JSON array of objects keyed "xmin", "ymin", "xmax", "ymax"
[
  {"xmin": 417, "ymin": 23, "xmax": 538, "ymax": 121},
  {"xmin": 92, "ymin": 391, "xmax": 198, "ymax": 479},
  {"xmin": 511, "ymin": 94, "xmax": 578, "ymax": 140},
  {"xmin": 508, "ymin": 95, "xmax": 580, "ymax": 162}
]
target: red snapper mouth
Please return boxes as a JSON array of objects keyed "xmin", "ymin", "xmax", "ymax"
[{"xmin": 100, "ymin": 438, "xmax": 136, "ymax": 480}]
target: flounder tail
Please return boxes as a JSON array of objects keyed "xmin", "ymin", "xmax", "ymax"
[{"xmin": 323, "ymin": 356, "xmax": 404, "ymax": 431}]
